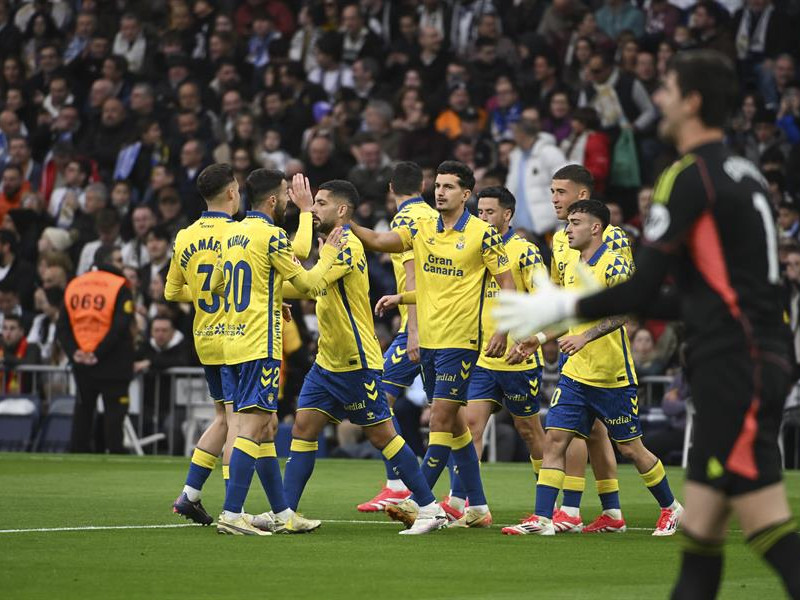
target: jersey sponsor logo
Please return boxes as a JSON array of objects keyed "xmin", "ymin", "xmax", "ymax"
[
  {"xmin": 344, "ymin": 400, "xmax": 367, "ymax": 411},
  {"xmin": 179, "ymin": 236, "xmax": 223, "ymax": 269},
  {"xmin": 423, "ymin": 254, "xmax": 464, "ymax": 277},
  {"xmin": 604, "ymin": 414, "xmax": 633, "ymax": 426},
  {"xmin": 644, "ymin": 203, "xmax": 670, "ymax": 241}
]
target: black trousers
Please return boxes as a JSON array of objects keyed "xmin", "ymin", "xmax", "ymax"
[{"xmin": 71, "ymin": 372, "xmax": 130, "ymax": 454}]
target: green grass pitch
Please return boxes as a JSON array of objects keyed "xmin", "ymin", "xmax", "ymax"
[{"xmin": 1, "ymin": 453, "xmax": 798, "ymax": 599}]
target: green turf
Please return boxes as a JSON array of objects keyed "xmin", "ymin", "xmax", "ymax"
[{"xmin": 1, "ymin": 454, "xmax": 798, "ymax": 599}]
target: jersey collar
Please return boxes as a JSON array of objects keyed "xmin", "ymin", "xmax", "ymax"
[
  {"xmin": 397, "ymin": 196, "xmax": 425, "ymax": 212},
  {"xmin": 246, "ymin": 210, "xmax": 274, "ymax": 224},
  {"xmin": 501, "ymin": 226, "xmax": 515, "ymax": 244},
  {"xmin": 437, "ymin": 208, "xmax": 470, "ymax": 233},
  {"xmin": 201, "ymin": 210, "xmax": 230, "ymax": 220},
  {"xmin": 586, "ymin": 243, "xmax": 607, "ymax": 266}
]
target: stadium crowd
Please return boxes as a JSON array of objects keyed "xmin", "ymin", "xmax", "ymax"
[{"xmin": 1, "ymin": 0, "xmax": 799, "ymax": 460}]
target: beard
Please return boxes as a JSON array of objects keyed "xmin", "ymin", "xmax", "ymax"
[{"xmin": 274, "ymin": 202, "xmax": 286, "ymax": 226}]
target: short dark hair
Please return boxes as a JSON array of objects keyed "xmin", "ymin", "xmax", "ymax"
[
  {"xmin": 93, "ymin": 243, "xmax": 120, "ymax": 267},
  {"xmin": 3, "ymin": 313, "xmax": 23, "ymax": 330},
  {"xmin": 196, "ymin": 163, "xmax": 235, "ymax": 201},
  {"xmin": 318, "ymin": 179, "xmax": 359, "ymax": 208},
  {"xmin": 477, "ymin": 186, "xmax": 516, "ymax": 217},
  {"xmin": 390, "ymin": 162, "xmax": 423, "ymax": 197},
  {"xmin": 552, "ymin": 164, "xmax": 595, "ymax": 195},
  {"xmin": 436, "ymin": 160, "xmax": 475, "ymax": 192},
  {"xmin": 147, "ymin": 225, "xmax": 171, "ymax": 243},
  {"xmin": 0, "ymin": 230, "xmax": 18, "ymax": 253},
  {"xmin": 44, "ymin": 286, "xmax": 64, "ymax": 308},
  {"xmin": 151, "ymin": 315, "xmax": 175, "ymax": 328},
  {"xmin": 667, "ymin": 49, "xmax": 739, "ymax": 129},
  {"xmin": 246, "ymin": 168, "xmax": 285, "ymax": 207},
  {"xmin": 567, "ymin": 199, "xmax": 610, "ymax": 231},
  {"xmin": 95, "ymin": 207, "xmax": 121, "ymax": 233}
]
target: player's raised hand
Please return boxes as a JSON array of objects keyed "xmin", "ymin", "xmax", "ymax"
[
  {"xmin": 324, "ymin": 226, "xmax": 345, "ymax": 250},
  {"xmin": 484, "ymin": 331, "xmax": 508, "ymax": 358},
  {"xmin": 494, "ymin": 272, "xmax": 580, "ymax": 339},
  {"xmin": 374, "ymin": 294, "xmax": 401, "ymax": 317},
  {"xmin": 287, "ymin": 173, "xmax": 314, "ymax": 211}
]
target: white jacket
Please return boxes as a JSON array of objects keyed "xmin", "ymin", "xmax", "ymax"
[{"xmin": 505, "ymin": 133, "xmax": 567, "ymax": 235}]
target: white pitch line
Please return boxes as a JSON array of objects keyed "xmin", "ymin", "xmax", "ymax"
[{"xmin": 1, "ymin": 519, "xmax": 736, "ymax": 535}]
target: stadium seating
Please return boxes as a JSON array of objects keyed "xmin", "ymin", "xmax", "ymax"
[
  {"xmin": 0, "ymin": 395, "xmax": 41, "ymax": 451},
  {"xmin": 32, "ymin": 396, "xmax": 75, "ymax": 453}
]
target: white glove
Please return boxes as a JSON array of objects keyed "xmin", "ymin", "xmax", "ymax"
[{"xmin": 493, "ymin": 270, "xmax": 594, "ymax": 340}]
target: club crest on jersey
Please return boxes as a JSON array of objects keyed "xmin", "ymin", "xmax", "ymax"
[{"xmin": 456, "ymin": 235, "xmax": 465, "ymax": 250}]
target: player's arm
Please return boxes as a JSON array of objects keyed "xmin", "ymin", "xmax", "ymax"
[
  {"xmin": 164, "ymin": 247, "xmax": 192, "ymax": 302},
  {"xmin": 403, "ymin": 259, "xmax": 421, "ymax": 363},
  {"xmin": 274, "ymin": 228, "xmax": 344, "ymax": 294},
  {"xmin": 287, "ymin": 173, "xmax": 314, "ymax": 260},
  {"xmin": 348, "ymin": 221, "xmax": 409, "ymax": 253},
  {"xmin": 283, "ymin": 244, "xmax": 355, "ymax": 299},
  {"xmin": 483, "ymin": 231, "xmax": 514, "ymax": 358},
  {"xmin": 558, "ymin": 315, "xmax": 628, "ymax": 355}
]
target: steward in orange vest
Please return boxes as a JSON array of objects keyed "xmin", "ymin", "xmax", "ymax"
[{"xmin": 57, "ymin": 257, "xmax": 135, "ymax": 454}]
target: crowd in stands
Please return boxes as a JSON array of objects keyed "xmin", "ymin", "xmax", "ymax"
[{"xmin": 0, "ymin": 0, "xmax": 799, "ymax": 458}]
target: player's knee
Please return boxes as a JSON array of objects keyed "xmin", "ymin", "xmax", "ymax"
[
  {"xmin": 364, "ymin": 423, "xmax": 394, "ymax": 449},
  {"xmin": 545, "ymin": 430, "xmax": 572, "ymax": 455},
  {"xmin": 429, "ymin": 405, "xmax": 457, "ymax": 432},
  {"xmin": 615, "ymin": 440, "xmax": 639, "ymax": 460}
]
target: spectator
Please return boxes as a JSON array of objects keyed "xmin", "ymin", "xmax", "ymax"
[
  {"xmin": 542, "ymin": 90, "xmax": 573, "ymax": 145},
  {"xmin": 0, "ymin": 313, "xmax": 40, "ymax": 393},
  {"xmin": 113, "ymin": 13, "xmax": 153, "ymax": 76},
  {"xmin": 76, "ymin": 208, "xmax": 123, "ymax": 275},
  {"xmin": 469, "ymin": 36, "xmax": 512, "ymax": 106},
  {"xmin": 578, "ymin": 50, "xmax": 657, "ymax": 138},
  {"xmin": 27, "ymin": 286, "xmax": 61, "ymax": 362},
  {"xmin": 348, "ymin": 134, "xmax": 392, "ymax": 205},
  {"xmin": 0, "ymin": 280, "xmax": 33, "ymax": 332},
  {"xmin": 646, "ymin": 369, "xmax": 691, "ymax": 465},
  {"xmin": 0, "ymin": 164, "xmax": 30, "ymax": 222},
  {"xmin": 140, "ymin": 225, "xmax": 172, "ymax": 305},
  {"xmin": 258, "ymin": 128, "xmax": 291, "ymax": 172},
  {"xmin": 635, "ymin": 51, "xmax": 659, "ymax": 96},
  {"xmin": 340, "ymin": 3, "xmax": 384, "ymax": 65},
  {"xmin": 304, "ymin": 134, "xmax": 348, "ymax": 189},
  {"xmin": 81, "ymin": 97, "xmax": 130, "ymax": 183},
  {"xmin": 156, "ymin": 187, "xmax": 189, "ymax": 241},
  {"xmin": 505, "ymin": 106, "xmax": 567, "ymax": 235},
  {"xmin": 732, "ymin": 0, "xmax": 794, "ymax": 84},
  {"xmin": 488, "ymin": 76, "xmax": 521, "ymax": 142},
  {"xmin": 521, "ymin": 51, "xmax": 560, "ymax": 110},
  {"xmin": 459, "ymin": 106, "xmax": 496, "ymax": 169},
  {"xmin": 560, "ymin": 107, "xmax": 611, "ymax": 195},
  {"xmin": 176, "ymin": 139, "xmax": 209, "ymax": 220},
  {"xmin": 0, "ymin": 229, "xmax": 35, "ymax": 311},
  {"xmin": 122, "ymin": 205, "xmax": 156, "ymax": 269},
  {"xmin": 63, "ymin": 11, "xmax": 97, "ymax": 65},
  {"xmin": 289, "ymin": 5, "xmax": 321, "ymax": 74},
  {"xmin": 308, "ymin": 31, "xmax": 354, "ymax": 100},
  {"xmin": 48, "ymin": 158, "xmax": 89, "ymax": 229},
  {"xmin": 7, "ymin": 136, "xmax": 41, "ymax": 193},
  {"xmin": 645, "ymin": 0, "xmax": 681, "ymax": 42},
  {"xmin": 594, "ymin": 0, "xmax": 644, "ymax": 40},
  {"xmin": 412, "ymin": 25, "xmax": 450, "ymax": 91},
  {"xmin": 688, "ymin": 1, "xmax": 736, "ymax": 61},
  {"xmin": 778, "ymin": 199, "xmax": 800, "ymax": 242},
  {"xmin": 396, "ymin": 100, "xmax": 451, "ymax": 167},
  {"xmin": 744, "ymin": 108, "xmax": 790, "ymax": 165}
]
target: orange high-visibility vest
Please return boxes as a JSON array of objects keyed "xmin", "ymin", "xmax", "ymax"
[{"xmin": 64, "ymin": 270, "xmax": 128, "ymax": 352}]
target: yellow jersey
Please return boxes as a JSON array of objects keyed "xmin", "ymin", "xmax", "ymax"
[
  {"xmin": 395, "ymin": 209, "xmax": 510, "ymax": 351},
  {"xmin": 165, "ymin": 210, "xmax": 231, "ymax": 365},
  {"xmin": 284, "ymin": 225, "xmax": 383, "ymax": 372},
  {"xmin": 222, "ymin": 211, "xmax": 337, "ymax": 365},
  {"xmin": 561, "ymin": 244, "xmax": 637, "ymax": 388},
  {"xmin": 551, "ymin": 224, "xmax": 633, "ymax": 286},
  {"xmin": 389, "ymin": 196, "xmax": 439, "ymax": 332},
  {"xmin": 478, "ymin": 229, "xmax": 546, "ymax": 371}
]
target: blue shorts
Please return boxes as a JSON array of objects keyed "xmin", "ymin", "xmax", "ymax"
[
  {"xmin": 227, "ymin": 358, "xmax": 281, "ymax": 413},
  {"xmin": 297, "ymin": 363, "xmax": 393, "ymax": 426},
  {"xmin": 382, "ymin": 332, "xmax": 424, "ymax": 398},
  {"xmin": 203, "ymin": 365, "xmax": 224, "ymax": 402},
  {"xmin": 220, "ymin": 365, "xmax": 236, "ymax": 404},
  {"xmin": 546, "ymin": 375, "xmax": 642, "ymax": 442},
  {"xmin": 419, "ymin": 348, "xmax": 478, "ymax": 405},
  {"xmin": 467, "ymin": 366, "xmax": 542, "ymax": 418}
]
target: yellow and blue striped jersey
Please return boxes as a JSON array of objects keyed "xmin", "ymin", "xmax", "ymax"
[
  {"xmin": 389, "ymin": 196, "xmax": 439, "ymax": 333},
  {"xmin": 551, "ymin": 224, "xmax": 632, "ymax": 286},
  {"xmin": 478, "ymin": 229, "xmax": 546, "ymax": 371},
  {"xmin": 284, "ymin": 226, "xmax": 383, "ymax": 372},
  {"xmin": 222, "ymin": 211, "xmax": 337, "ymax": 365},
  {"xmin": 561, "ymin": 244, "xmax": 637, "ymax": 388},
  {"xmin": 165, "ymin": 210, "xmax": 231, "ymax": 365},
  {"xmin": 395, "ymin": 209, "xmax": 510, "ymax": 351}
]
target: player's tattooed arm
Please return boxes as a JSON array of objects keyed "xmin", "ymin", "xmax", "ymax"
[{"xmin": 558, "ymin": 315, "xmax": 626, "ymax": 355}]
